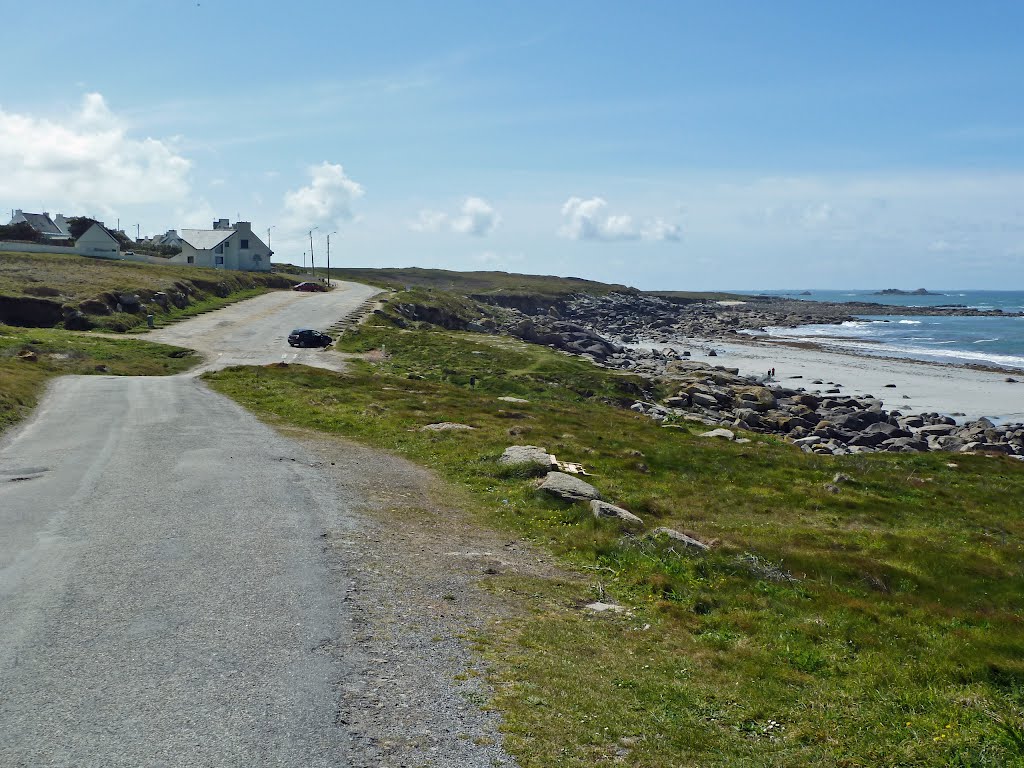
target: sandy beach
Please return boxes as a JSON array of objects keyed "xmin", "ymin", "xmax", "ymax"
[{"xmin": 646, "ymin": 336, "xmax": 1024, "ymax": 425}]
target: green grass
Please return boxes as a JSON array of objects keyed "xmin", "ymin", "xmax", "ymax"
[
  {"xmin": 204, "ymin": 296, "xmax": 1024, "ymax": 767},
  {"xmin": 0, "ymin": 324, "xmax": 196, "ymax": 432},
  {"xmin": 0, "ymin": 250, "xmax": 294, "ymax": 330},
  {"xmin": 327, "ymin": 266, "xmax": 639, "ymax": 297}
]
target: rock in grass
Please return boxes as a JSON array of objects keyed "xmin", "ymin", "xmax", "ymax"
[
  {"xmin": 538, "ymin": 471, "xmax": 602, "ymax": 502},
  {"xmin": 584, "ymin": 601, "xmax": 629, "ymax": 614},
  {"xmin": 421, "ymin": 422, "xmax": 475, "ymax": 431},
  {"xmin": 591, "ymin": 500, "xmax": 644, "ymax": 529},
  {"xmin": 499, "ymin": 445, "xmax": 552, "ymax": 471},
  {"xmin": 699, "ymin": 428, "xmax": 735, "ymax": 440},
  {"xmin": 498, "ymin": 396, "xmax": 531, "ymax": 404},
  {"xmin": 648, "ymin": 527, "xmax": 709, "ymax": 552}
]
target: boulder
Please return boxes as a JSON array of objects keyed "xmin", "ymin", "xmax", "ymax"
[
  {"xmin": 499, "ymin": 445, "xmax": 552, "ymax": 471},
  {"xmin": 538, "ymin": 472, "xmax": 602, "ymax": 502},
  {"xmin": 647, "ymin": 527, "xmax": 709, "ymax": 551},
  {"xmin": 699, "ymin": 428, "xmax": 735, "ymax": 440},
  {"xmin": 590, "ymin": 500, "xmax": 644, "ymax": 529},
  {"xmin": 420, "ymin": 422, "xmax": 475, "ymax": 431}
]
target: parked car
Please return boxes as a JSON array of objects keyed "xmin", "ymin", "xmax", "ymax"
[
  {"xmin": 292, "ymin": 281, "xmax": 327, "ymax": 292},
  {"xmin": 288, "ymin": 328, "xmax": 333, "ymax": 348}
]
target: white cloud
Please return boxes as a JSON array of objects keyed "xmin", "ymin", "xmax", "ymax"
[
  {"xmin": 451, "ymin": 196, "xmax": 501, "ymax": 236},
  {"xmin": 642, "ymin": 218, "xmax": 682, "ymax": 241},
  {"xmin": 410, "ymin": 197, "xmax": 501, "ymax": 237},
  {"xmin": 559, "ymin": 197, "xmax": 679, "ymax": 242},
  {"xmin": 282, "ymin": 161, "xmax": 364, "ymax": 231},
  {"xmin": 409, "ymin": 209, "xmax": 448, "ymax": 233},
  {"xmin": 0, "ymin": 92, "xmax": 191, "ymax": 210}
]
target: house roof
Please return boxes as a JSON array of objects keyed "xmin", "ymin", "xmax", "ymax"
[
  {"xmin": 180, "ymin": 229, "xmax": 233, "ymax": 250},
  {"xmin": 78, "ymin": 222, "xmax": 120, "ymax": 244},
  {"xmin": 17, "ymin": 212, "xmax": 66, "ymax": 236}
]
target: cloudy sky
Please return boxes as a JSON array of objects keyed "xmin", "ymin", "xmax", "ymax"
[{"xmin": 2, "ymin": 1, "xmax": 1023, "ymax": 289}]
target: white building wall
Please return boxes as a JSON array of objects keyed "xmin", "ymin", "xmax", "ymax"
[
  {"xmin": 76, "ymin": 225, "xmax": 121, "ymax": 257},
  {"xmin": 0, "ymin": 241, "xmax": 80, "ymax": 256}
]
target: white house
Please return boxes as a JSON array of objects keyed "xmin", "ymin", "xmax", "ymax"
[
  {"xmin": 165, "ymin": 219, "xmax": 272, "ymax": 272},
  {"xmin": 9, "ymin": 210, "xmax": 71, "ymax": 240},
  {"xmin": 153, "ymin": 229, "xmax": 185, "ymax": 249},
  {"xmin": 75, "ymin": 223, "xmax": 122, "ymax": 257}
]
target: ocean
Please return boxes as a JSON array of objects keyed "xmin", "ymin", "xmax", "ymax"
[{"xmin": 735, "ymin": 290, "xmax": 1024, "ymax": 371}]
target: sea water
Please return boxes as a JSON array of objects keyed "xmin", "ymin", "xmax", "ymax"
[{"xmin": 736, "ymin": 290, "xmax": 1024, "ymax": 371}]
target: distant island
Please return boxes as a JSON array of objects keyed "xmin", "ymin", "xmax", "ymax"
[{"xmin": 873, "ymin": 288, "xmax": 944, "ymax": 296}]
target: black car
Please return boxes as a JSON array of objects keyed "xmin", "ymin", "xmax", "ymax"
[{"xmin": 288, "ymin": 328, "xmax": 333, "ymax": 348}]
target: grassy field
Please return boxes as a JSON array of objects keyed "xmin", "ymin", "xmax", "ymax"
[
  {"xmin": 205, "ymin": 291, "xmax": 1024, "ymax": 767},
  {"xmin": 329, "ymin": 266, "xmax": 638, "ymax": 297},
  {"xmin": 0, "ymin": 324, "xmax": 196, "ymax": 432},
  {"xmin": 0, "ymin": 250, "xmax": 293, "ymax": 330},
  {"xmin": 326, "ymin": 266, "xmax": 752, "ymax": 304}
]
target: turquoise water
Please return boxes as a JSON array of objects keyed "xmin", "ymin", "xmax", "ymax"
[{"xmin": 737, "ymin": 290, "xmax": 1024, "ymax": 370}]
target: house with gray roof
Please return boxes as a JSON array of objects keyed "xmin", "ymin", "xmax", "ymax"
[
  {"xmin": 9, "ymin": 210, "xmax": 71, "ymax": 240},
  {"xmin": 164, "ymin": 218, "xmax": 272, "ymax": 272}
]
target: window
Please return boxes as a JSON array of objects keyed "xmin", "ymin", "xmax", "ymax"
[
  {"xmin": 240, "ymin": 239, "xmax": 249, "ymax": 249},
  {"xmin": 187, "ymin": 256, "xmax": 194, "ymax": 264},
  {"xmin": 215, "ymin": 256, "xmax": 224, "ymax": 265}
]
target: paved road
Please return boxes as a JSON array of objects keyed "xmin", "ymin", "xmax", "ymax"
[
  {"xmin": 149, "ymin": 281, "xmax": 380, "ymax": 372},
  {"xmin": 0, "ymin": 283, "xmax": 380, "ymax": 767}
]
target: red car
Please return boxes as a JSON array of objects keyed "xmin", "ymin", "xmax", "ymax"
[{"xmin": 292, "ymin": 281, "xmax": 327, "ymax": 292}]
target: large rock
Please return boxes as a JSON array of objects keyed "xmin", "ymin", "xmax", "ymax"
[
  {"xmin": 499, "ymin": 445, "xmax": 552, "ymax": 471},
  {"xmin": 590, "ymin": 500, "xmax": 644, "ymax": 529},
  {"xmin": 648, "ymin": 527, "xmax": 709, "ymax": 551},
  {"xmin": 538, "ymin": 472, "xmax": 602, "ymax": 502},
  {"xmin": 699, "ymin": 428, "xmax": 735, "ymax": 440}
]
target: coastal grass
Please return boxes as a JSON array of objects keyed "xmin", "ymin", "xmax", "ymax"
[
  {"xmin": 0, "ymin": 250, "xmax": 294, "ymax": 330},
  {"xmin": 205, "ymin": 310, "xmax": 1024, "ymax": 766},
  {"xmin": 326, "ymin": 266, "xmax": 638, "ymax": 297},
  {"xmin": 0, "ymin": 324, "xmax": 196, "ymax": 432},
  {"xmin": 120, "ymin": 286, "xmax": 270, "ymax": 332}
]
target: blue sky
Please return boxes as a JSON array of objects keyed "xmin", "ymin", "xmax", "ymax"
[{"xmin": 2, "ymin": 1, "xmax": 1023, "ymax": 289}]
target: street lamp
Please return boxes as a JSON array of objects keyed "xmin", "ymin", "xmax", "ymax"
[
  {"xmin": 326, "ymin": 231, "xmax": 337, "ymax": 285},
  {"xmin": 308, "ymin": 226, "xmax": 319, "ymax": 279}
]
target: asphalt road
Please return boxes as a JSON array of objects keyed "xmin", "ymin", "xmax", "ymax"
[
  {"xmin": 0, "ymin": 283, "xmax": 381, "ymax": 767},
  {"xmin": 149, "ymin": 280, "xmax": 381, "ymax": 372}
]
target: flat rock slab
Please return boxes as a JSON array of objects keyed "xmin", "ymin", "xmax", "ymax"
[
  {"xmin": 498, "ymin": 445, "xmax": 552, "ymax": 469},
  {"xmin": 497, "ymin": 396, "xmax": 530, "ymax": 404},
  {"xmin": 421, "ymin": 422, "xmax": 475, "ymax": 431},
  {"xmin": 591, "ymin": 500, "xmax": 643, "ymax": 529},
  {"xmin": 699, "ymin": 428, "xmax": 735, "ymax": 440},
  {"xmin": 649, "ymin": 527, "xmax": 709, "ymax": 551},
  {"xmin": 538, "ymin": 471, "xmax": 602, "ymax": 502},
  {"xmin": 584, "ymin": 602, "xmax": 629, "ymax": 614}
]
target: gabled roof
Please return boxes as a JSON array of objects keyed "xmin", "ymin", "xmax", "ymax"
[
  {"xmin": 17, "ymin": 212, "xmax": 66, "ymax": 236},
  {"xmin": 78, "ymin": 222, "xmax": 121, "ymax": 244},
  {"xmin": 180, "ymin": 228, "xmax": 233, "ymax": 250}
]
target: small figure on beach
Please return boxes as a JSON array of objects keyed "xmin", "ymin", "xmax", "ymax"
[{"xmin": 771, "ymin": 367, "xmax": 775, "ymax": 378}]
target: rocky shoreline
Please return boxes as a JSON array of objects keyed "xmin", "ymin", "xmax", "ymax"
[{"xmin": 490, "ymin": 293, "xmax": 1024, "ymax": 459}]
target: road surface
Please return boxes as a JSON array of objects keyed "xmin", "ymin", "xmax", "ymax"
[
  {"xmin": 149, "ymin": 280, "xmax": 380, "ymax": 372},
  {"xmin": 0, "ymin": 282, "xmax": 396, "ymax": 766}
]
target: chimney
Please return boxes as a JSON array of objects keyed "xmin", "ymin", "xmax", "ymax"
[
  {"xmin": 213, "ymin": 218, "xmax": 231, "ymax": 230},
  {"xmin": 233, "ymin": 221, "xmax": 252, "ymax": 233}
]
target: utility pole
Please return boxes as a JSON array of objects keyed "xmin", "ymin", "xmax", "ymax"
[
  {"xmin": 308, "ymin": 226, "xmax": 318, "ymax": 279},
  {"xmin": 266, "ymin": 225, "xmax": 275, "ymax": 249},
  {"xmin": 136, "ymin": 223, "xmax": 140, "ymax": 241},
  {"xmin": 326, "ymin": 231, "xmax": 336, "ymax": 285}
]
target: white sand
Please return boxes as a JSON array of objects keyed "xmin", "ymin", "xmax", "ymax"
[{"xmin": 647, "ymin": 337, "xmax": 1024, "ymax": 425}]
